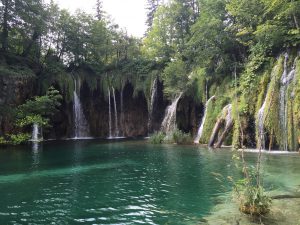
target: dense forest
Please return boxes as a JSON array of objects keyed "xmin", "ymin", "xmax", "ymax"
[{"xmin": 0, "ymin": 0, "xmax": 299, "ymax": 151}]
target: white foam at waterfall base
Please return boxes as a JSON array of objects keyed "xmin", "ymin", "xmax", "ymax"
[
  {"xmin": 194, "ymin": 96, "xmax": 215, "ymax": 144},
  {"xmin": 161, "ymin": 93, "xmax": 183, "ymax": 133}
]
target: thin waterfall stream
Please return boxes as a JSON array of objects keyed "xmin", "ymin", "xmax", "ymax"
[
  {"xmin": 148, "ymin": 78, "xmax": 158, "ymax": 133},
  {"xmin": 108, "ymin": 88, "xmax": 112, "ymax": 138},
  {"xmin": 279, "ymin": 53, "xmax": 296, "ymax": 151},
  {"xmin": 73, "ymin": 78, "xmax": 90, "ymax": 139},
  {"xmin": 194, "ymin": 95, "xmax": 215, "ymax": 144},
  {"xmin": 161, "ymin": 92, "xmax": 183, "ymax": 133},
  {"xmin": 30, "ymin": 123, "xmax": 42, "ymax": 142},
  {"xmin": 112, "ymin": 87, "xmax": 119, "ymax": 137},
  {"xmin": 120, "ymin": 86, "xmax": 124, "ymax": 136}
]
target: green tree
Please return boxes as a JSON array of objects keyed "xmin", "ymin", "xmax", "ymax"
[
  {"xmin": 16, "ymin": 87, "xmax": 62, "ymax": 128},
  {"xmin": 95, "ymin": 0, "xmax": 104, "ymax": 21},
  {"xmin": 0, "ymin": 0, "xmax": 15, "ymax": 51},
  {"xmin": 146, "ymin": 0, "xmax": 162, "ymax": 29},
  {"xmin": 162, "ymin": 59, "xmax": 189, "ymax": 96}
]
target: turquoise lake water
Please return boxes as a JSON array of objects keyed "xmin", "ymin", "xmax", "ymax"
[{"xmin": 0, "ymin": 139, "xmax": 299, "ymax": 225}]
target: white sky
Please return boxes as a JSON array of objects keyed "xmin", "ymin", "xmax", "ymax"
[{"xmin": 48, "ymin": 0, "xmax": 148, "ymax": 37}]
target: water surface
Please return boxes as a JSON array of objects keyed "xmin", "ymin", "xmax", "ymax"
[{"xmin": 0, "ymin": 140, "xmax": 299, "ymax": 224}]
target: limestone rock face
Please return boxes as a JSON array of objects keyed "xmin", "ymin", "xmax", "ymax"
[
  {"xmin": 82, "ymin": 82, "xmax": 149, "ymax": 138},
  {"xmin": 0, "ymin": 69, "xmax": 202, "ymax": 139},
  {"xmin": 0, "ymin": 74, "xmax": 36, "ymax": 135},
  {"xmin": 176, "ymin": 95, "xmax": 203, "ymax": 136}
]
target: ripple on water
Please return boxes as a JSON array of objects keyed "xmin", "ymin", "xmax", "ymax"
[{"xmin": 1, "ymin": 142, "xmax": 299, "ymax": 225}]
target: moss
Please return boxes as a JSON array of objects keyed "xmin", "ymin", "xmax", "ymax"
[
  {"xmin": 170, "ymin": 129, "xmax": 193, "ymax": 144},
  {"xmin": 254, "ymin": 66, "xmax": 272, "ymax": 147},
  {"xmin": 200, "ymin": 96, "xmax": 230, "ymax": 144},
  {"xmin": 149, "ymin": 131, "xmax": 166, "ymax": 144},
  {"xmin": 197, "ymin": 75, "xmax": 234, "ymax": 144},
  {"xmin": 289, "ymin": 58, "xmax": 300, "ymax": 151},
  {"xmin": 263, "ymin": 57, "xmax": 284, "ymax": 148},
  {"xmin": 231, "ymin": 100, "xmax": 252, "ymax": 149},
  {"xmin": 0, "ymin": 64, "xmax": 35, "ymax": 78},
  {"xmin": 39, "ymin": 70, "xmax": 74, "ymax": 103}
]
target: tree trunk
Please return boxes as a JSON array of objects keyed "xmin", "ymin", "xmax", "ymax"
[
  {"xmin": 293, "ymin": 14, "xmax": 299, "ymax": 29},
  {"xmin": 269, "ymin": 129, "xmax": 273, "ymax": 151},
  {"xmin": 208, "ymin": 118, "xmax": 224, "ymax": 147},
  {"xmin": 22, "ymin": 30, "xmax": 40, "ymax": 57},
  {"xmin": 2, "ymin": 0, "xmax": 9, "ymax": 51},
  {"xmin": 215, "ymin": 120, "xmax": 234, "ymax": 148}
]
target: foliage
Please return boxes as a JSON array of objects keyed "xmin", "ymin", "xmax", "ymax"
[
  {"xmin": 0, "ymin": 0, "xmax": 299, "ymax": 151},
  {"xmin": 0, "ymin": 133, "xmax": 31, "ymax": 146},
  {"xmin": 149, "ymin": 129, "xmax": 192, "ymax": 145},
  {"xmin": 0, "ymin": 137, "xmax": 8, "ymax": 145},
  {"xmin": 162, "ymin": 59, "xmax": 189, "ymax": 97},
  {"xmin": 170, "ymin": 129, "xmax": 192, "ymax": 145},
  {"xmin": 149, "ymin": 131, "xmax": 166, "ymax": 144},
  {"xmin": 16, "ymin": 87, "xmax": 62, "ymax": 127},
  {"xmin": 0, "ymin": 64, "xmax": 35, "ymax": 77},
  {"xmin": 231, "ymin": 165, "xmax": 272, "ymax": 216},
  {"xmin": 7, "ymin": 133, "xmax": 31, "ymax": 145},
  {"xmin": 263, "ymin": 57, "xmax": 284, "ymax": 148},
  {"xmin": 292, "ymin": 58, "xmax": 300, "ymax": 150}
]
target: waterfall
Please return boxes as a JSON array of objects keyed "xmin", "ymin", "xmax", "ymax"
[
  {"xmin": 31, "ymin": 123, "xmax": 41, "ymax": 142},
  {"xmin": 108, "ymin": 88, "xmax": 112, "ymax": 138},
  {"xmin": 148, "ymin": 78, "xmax": 158, "ymax": 133},
  {"xmin": 194, "ymin": 95, "xmax": 215, "ymax": 144},
  {"xmin": 112, "ymin": 87, "xmax": 119, "ymax": 137},
  {"xmin": 205, "ymin": 79, "xmax": 208, "ymax": 103},
  {"xmin": 257, "ymin": 71, "xmax": 275, "ymax": 150},
  {"xmin": 120, "ymin": 86, "xmax": 124, "ymax": 136},
  {"xmin": 257, "ymin": 100, "xmax": 267, "ymax": 150},
  {"xmin": 161, "ymin": 92, "xmax": 183, "ymax": 133},
  {"xmin": 225, "ymin": 104, "xmax": 233, "ymax": 127},
  {"xmin": 73, "ymin": 78, "xmax": 90, "ymax": 139},
  {"xmin": 279, "ymin": 53, "xmax": 296, "ymax": 151}
]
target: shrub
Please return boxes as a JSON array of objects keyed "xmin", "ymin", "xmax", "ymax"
[
  {"xmin": 234, "ymin": 179, "xmax": 271, "ymax": 216},
  {"xmin": 230, "ymin": 159, "xmax": 272, "ymax": 217},
  {"xmin": 149, "ymin": 132, "xmax": 166, "ymax": 144},
  {"xmin": 8, "ymin": 133, "xmax": 31, "ymax": 145},
  {"xmin": 171, "ymin": 129, "xmax": 192, "ymax": 144},
  {"xmin": 150, "ymin": 129, "xmax": 192, "ymax": 145},
  {"xmin": 0, "ymin": 136, "xmax": 8, "ymax": 146}
]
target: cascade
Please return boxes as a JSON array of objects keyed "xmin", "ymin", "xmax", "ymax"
[
  {"xmin": 31, "ymin": 123, "xmax": 42, "ymax": 142},
  {"xmin": 120, "ymin": 86, "xmax": 124, "ymax": 136},
  {"xmin": 112, "ymin": 87, "xmax": 119, "ymax": 137},
  {"xmin": 108, "ymin": 88, "xmax": 112, "ymax": 138},
  {"xmin": 279, "ymin": 53, "xmax": 296, "ymax": 151},
  {"xmin": 161, "ymin": 92, "xmax": 183, "ymax": 133},
  {"xmin": 148, "ymin": 78, "xmax": 158, "ymax": 133},
  {"xmin": 257, "ymin": 100, "xmax": 267, "ymax": 150},
  {"xmin": 257, "ymin": 69, "xmax": 277, "ymax": 150},
  {"xmin": 194, "ymin": 95, "xmax": 215, "ymax": 144},
  {"xmin": 205, "ymin": 79, "xmax": 208, "ymax": 103},
  {"xmin": 73, "ymin": 78, "xmax": 90, "ymax": 139}
]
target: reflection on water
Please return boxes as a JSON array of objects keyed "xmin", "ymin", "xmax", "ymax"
[
  {"xmin": 0, "ymin": 140, "xmax": 299, "ymax": 225},
  {"xmin": 31, "ymin": 142, "xmax": 42, "ymax": 167}
]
